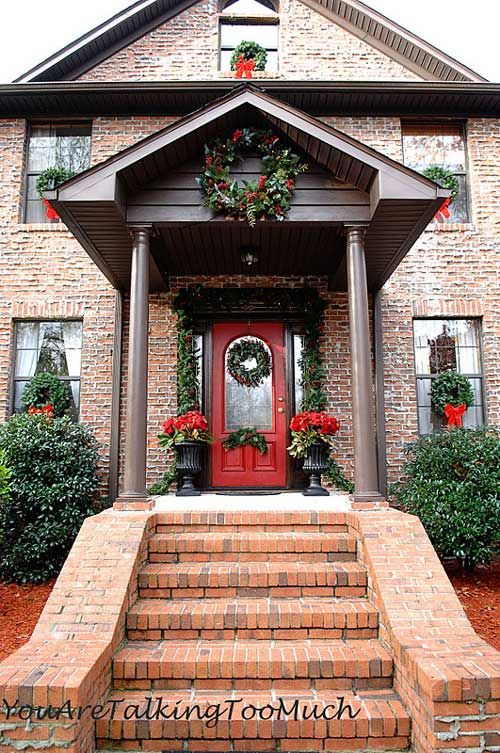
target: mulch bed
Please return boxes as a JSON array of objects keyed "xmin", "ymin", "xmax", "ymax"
[
  {"xmin": 0, "ymin": 579, "xmax": 56, "ymax": 661},
  {"xmin": 0, "ymin": 562, "xmax": 497, "ymax": 661},
  {"xmin": 446, "ymin": 559, "xmax": 500, "ymax": 651}
]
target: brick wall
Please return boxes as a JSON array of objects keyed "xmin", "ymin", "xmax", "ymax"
[
  {"xmin": 0, "ymin": 119, "xmax": 117, "ymax": 492},
  {"xmin": 0, "ymin": 108, "xmax": 498, "ymax": 494},
  {"xmin": 78, "ymin": 0, "xmax": 421, "ymax": 83}
]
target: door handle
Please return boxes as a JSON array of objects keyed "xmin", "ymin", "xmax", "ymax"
[{"xmin": 277, "ymin": 407, "xmax": 285, "ymax": 414}]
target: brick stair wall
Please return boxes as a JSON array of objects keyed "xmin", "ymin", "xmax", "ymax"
[
  {"xmin": 95, "ymin": 513, "xmax": 412, "ymax": 752},
  {"xmin": 1, "ymin": 507, "xmax": 498, "ymax": 753}
]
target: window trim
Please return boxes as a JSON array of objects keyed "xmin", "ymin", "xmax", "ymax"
[
  {"xmin": 22, "ymin": 120, "xmax": 92, "ymax": 224},
  {"xmin": 412, "ymin": 316, "xmax": 487, "ymax": 435},
  {"xmin": 10, "ymin": 318, "xmax": 84, "ymax": 419},
  {"xmin": 218, "ymin": 0, "xmax": 279, "ymax": 72},
  {"xmin": 400, "ymin": 119, "xmax": 471, "ymax": 224}
]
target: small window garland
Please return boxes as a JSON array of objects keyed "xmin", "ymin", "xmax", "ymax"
[
  {"xmin": 227, "ymin": 338, "xmax": 271, "ymax": 387},
  {"xmin": 196, "ymin": 128, "xmax": 308, "ymax": 226},
  {"xmin": 223, "ymin": 427, "xmax": 268, "ymax": 455}
]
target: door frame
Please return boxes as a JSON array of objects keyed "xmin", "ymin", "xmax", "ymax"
[{"xmin": 193, "ymin": 314, "xmax": 306, "ymax": 491}]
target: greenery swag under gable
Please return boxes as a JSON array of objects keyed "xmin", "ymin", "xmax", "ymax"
[{"xmin": 197, "ymin": 128, "xmax": 308, "ymax": 226}]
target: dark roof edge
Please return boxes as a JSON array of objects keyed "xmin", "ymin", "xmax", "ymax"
[{"xmin": 1, "ymin": 80, "xmax": 499, "ymax": 118}]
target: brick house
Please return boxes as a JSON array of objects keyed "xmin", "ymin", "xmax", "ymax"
[{"xmin": 0, "ymin": 1, "xmax": 499, "ymax": 752}]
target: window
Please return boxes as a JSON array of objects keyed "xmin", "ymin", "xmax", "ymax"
[
  {"xmin": 413, "ymin": 319, "xmax": 484, "ymax": 434},
  {"xmin": 402, "ymin": 123, "xmax": 469, "ymax": 222},
  {"xmin": 219, "ymin": 0, "xmax": 279, "ymax": 72},
  {"xmin": 24, "ymin": 123, "xmax": 91, "ymax": 223},
  {"xmin": 12, "ymin": 321, "xmax": 83, "ymax": 420}
]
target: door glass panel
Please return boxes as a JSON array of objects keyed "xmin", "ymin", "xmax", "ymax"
[{"xmin": 225, "ymin": 337, "xmax": 273, "ymax": 430}]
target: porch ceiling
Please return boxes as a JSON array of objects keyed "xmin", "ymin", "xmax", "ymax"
[{"xmin": 49, "ymin": 84, "xmax": 448, "ymax": 292}]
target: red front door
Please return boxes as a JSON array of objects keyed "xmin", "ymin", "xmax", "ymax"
[{"xmin": 211, "ymin": 322, "xmax": 287, "ymax": 488}]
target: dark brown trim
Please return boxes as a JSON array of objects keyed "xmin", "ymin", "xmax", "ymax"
[
  {"xmin": 108, "ymin": 290, "xmax": 123, "ymax": 504},
  {"xmin": 1, "ymin": 81, "xmax": 499, "ymax": 118},
  {"xmin": 373, "ymin": 289, "xmax": 387, "ymax": 497}
]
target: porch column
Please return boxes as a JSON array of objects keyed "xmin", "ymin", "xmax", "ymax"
[
  {"xmin": 346, "ymin": 226, "xmax": 385, "ymax": 507},
  {"xmin": 114, "ymin": 225, "xmax": 153, "ymax": 511}
]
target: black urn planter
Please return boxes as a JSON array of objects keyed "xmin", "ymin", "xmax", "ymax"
[
  {"xmin": 302, "ymin": 440, "xmax": 330, "ymax": 496},
  {"xmin": 175, "ymin": 440, "xmax": 203, "ymax": 496}
]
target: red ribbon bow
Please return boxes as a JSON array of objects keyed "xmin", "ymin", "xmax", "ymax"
[
  {"xmin": 43, "ymin": 197, "xmax": 60, "ymax": 221},
  {"xmin": 444, "ymin": 403, "xmax": 467, "ymax": 428},
  {"xmin": 235, "ymin": 55, "xmax": 255, "ymax": 79},
  {"xmin": 434, "ymin": 197, "xmax": 451, "ymax": 223}
]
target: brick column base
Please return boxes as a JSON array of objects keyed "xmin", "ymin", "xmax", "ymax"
[{"xmin": 350, "ymin": 495, "xmax": 389, "ymax": 511}]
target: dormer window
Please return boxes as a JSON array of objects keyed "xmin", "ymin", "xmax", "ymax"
[{"xmin": 219, "ymin": 0, "xmax": 279, "ymax": 73}]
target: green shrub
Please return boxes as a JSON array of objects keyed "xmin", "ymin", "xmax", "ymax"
[
  {"xmin": 0, "ymin": 450, "xmax": 10, "ymax": 504},
  {"xmin": 0, "ymin": 413, "xmax": 99, "ymax": 583},
  {"xmin": 394, "ymin": 427, "xmax": 500, "ymax": 569}
]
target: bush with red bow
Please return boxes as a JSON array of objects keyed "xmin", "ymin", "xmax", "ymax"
[
  {"xmin": 288, "ymin": 411, "xmax": 340, "ymax": 458},
  {"xmin": 159, "ymin": 410, "xmax": 214, "ymax": 449}
]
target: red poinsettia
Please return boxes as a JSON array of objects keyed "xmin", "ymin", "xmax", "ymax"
[
  {"xmin": 288, "ymin": 411, "xmax": 340, "ymax": 458},
  {"xmin": 159, "ymin": 410, "xmax": 214, "ymax": 449}
]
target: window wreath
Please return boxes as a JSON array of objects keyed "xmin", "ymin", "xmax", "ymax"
[
  {"xmin": 227, "ymin": 338, "xmax": 272, "ymax": 387},
  {"xmin": 431, "ymin": 370, "xmax": 474, "ymax": 427},
  {"xmin": 421, "ymin": 166, "xmax": 460, "ymax": 222},
  {"xmin": 196, "ymin": 127, "xmax": 308, "ymax": 226},
  {"xmin": 22, "ymin": 373, "xmax": 71, "ymax": 418},
  {"xmin": 230, "ymin": 41, "xmax": 267, "ymax": 72}
]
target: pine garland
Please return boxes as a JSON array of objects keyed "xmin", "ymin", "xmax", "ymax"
[{"xmin": 223, "ymin": 428, "xmax": 268, "ymax": 455}]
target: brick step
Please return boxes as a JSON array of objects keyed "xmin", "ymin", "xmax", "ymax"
[
  {"xmin": 149, "ymin": 532, "xmax": 358, "ymax": 562},
  {"xmin": 113, "ymin": 639, "xmax": 393, "ymax": 691},
  {"xmin": 154, "ymin": 510, "xmax": 350, "ymax": 534},
  {"xmin": 138, "ymin": 561, "xmax": 367, "ymax": 599},
  {"xmin": 127, "ymin": 598, "xmax": 379, "ymax": 641},
  {"xmin": 96, "ymin": 689, "xmax": 410, "ymax": 751}
]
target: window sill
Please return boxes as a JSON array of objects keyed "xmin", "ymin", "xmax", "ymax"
[
  {"xmin": 425, "ymin": 222, "xmax": 475, "ymax": 233},
  {"xmin": 14, "ymin": 222, "xmax": 71, "ymax": 233},
  {"xmin": 219, "ymin": 70, "xmax": 282, "ymax": 79}
]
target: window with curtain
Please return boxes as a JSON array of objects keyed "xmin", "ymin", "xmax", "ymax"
[
  {"xmin": 12, "ymin": 321, "xmax": 83, "ymax": 420},
  {"xmin": 413, "ymin": 319, "xmax": 484, "ymax": 435},
  {"xmin": 219, "ymin": 0, "xmax": 279, "ymax": 72},
  {"xmin": 402, "ymin": 122, "xmax": 469, "ymax": 223},
  {"xmin": 24, "ymin": 123, "xmax": 92, "ymax": 223}
]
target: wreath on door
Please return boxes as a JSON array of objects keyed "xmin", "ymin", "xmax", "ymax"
[{"xmin": 227, "ymin": 338, "xmax": 272, "ymax": 388}]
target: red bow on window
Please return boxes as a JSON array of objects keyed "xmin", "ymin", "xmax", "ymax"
[
  {"xmin": 434, "ymin": 197, "xmax": 451, "ymax": 223},
  {"xmin": 444, "ymin": 402, "xmax": 467, "ymax": 428},
  {"xmin": 235, "ymin": 55, "xmax": 255, "ymax": 79},
  {"xmin": 43, "ymin": 198, "xmax": 60, "ymax": 221}
]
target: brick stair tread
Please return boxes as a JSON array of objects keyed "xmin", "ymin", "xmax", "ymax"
[
  {"xmin": 113, "ymin": 639, "xmax": 393, "ymax": 679},
  {"xmin": 127, "ymin": 597, "xmax": 379, "ymax": 631},
  {"xmin": 149, "ymin": 531, "xmax": 357, "ymax": 553},
  {"xmin": 139, "ymin": 561, "xmax": 367, "ymax": 589},
  {"xmin": 96, "ymin": 689, "xmax": 410, "ymax": 746}
]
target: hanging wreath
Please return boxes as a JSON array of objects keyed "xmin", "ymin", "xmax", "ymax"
[
  {"xmin": 431, "ymin": 370, "xmax": 474, "ymax": 418},
  {"xmin": 223, "ymin": 427, "xmax": 268, "ymax": 455},
  {"xmin": 227, "ymin": 338, "xmax": 272, "ymax": 388},
  {"xmin": 196, "ymin": 127, "xmax": 308, "ymax": 226},
  {"xmin": 22, "ymin": 373, "xmax": 71, "ymax": 418},
  {"xmin": 36, "ymin": 166, "xmax": 76, "ymax": 220},
  {"xmin": 421, "ymin": 166, "xmax": 460, "ymax": 222},
  {"xmin": 230, "ymin": 41, "xmax": 267, "ymax": 73}
]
